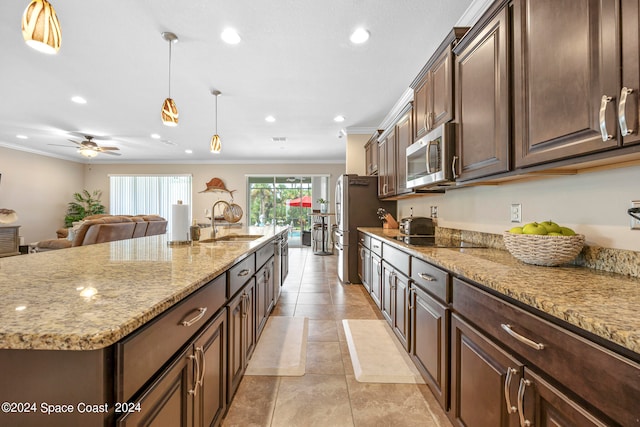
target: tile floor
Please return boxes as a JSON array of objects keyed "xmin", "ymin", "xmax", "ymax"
[{"xmin": 221, "ymin": 247, "xmax": 453, "ymax": 427}]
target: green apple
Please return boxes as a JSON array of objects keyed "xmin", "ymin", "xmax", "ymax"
[
  {"xmin": 539, "ymin": 220, "xmax": 561, "ymax": 233},
  {"xmin": 547, "ymin": 232, "xmax": 563, "ymax": 236},
  {"xmin": 522, "ymin": 222, "xmax": 548, "ymax": 235},
  {"xmin": 509, "ymin": 226, "xmax": 524, "ymax": 234},
  {"xmin": 560, "ymin": 226, "xmax": 576, "ymax": 236}
]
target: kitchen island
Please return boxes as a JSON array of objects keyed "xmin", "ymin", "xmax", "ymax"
[
  {"xmin": 0, "ymin": 225, "xmax": 288, "ymax": 427},
  {"xmin": 358, "ymin": 227, "xmax": 640, "ymax": 426}
]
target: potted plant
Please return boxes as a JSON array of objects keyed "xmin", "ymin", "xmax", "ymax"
[
  {"xmin": 64, "ymin": 190, "xmax": 106, "ymax": 227},
  {"xmin": 317, "ymin": 198, "xmax": 328, "ymax": 213}
]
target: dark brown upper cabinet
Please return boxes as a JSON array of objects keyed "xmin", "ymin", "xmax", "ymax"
[
  {"xmin": 512, "ymin": 0, "xmax": 620, "ymax": 167},
  {"xmin": 453, "ymin": 3, "xmax": 510, "ymax": 181},
  {"xmin": 412, "ymin": 28, "xmax": 468, "ymax": 142},
  {"xmin": 365, "ymin": 131, "xmax": 381, "ymax": 176},
  {"xmin": 621, "ymin": 0, "xmax": 640, "ymax": 147},
  {"xmin": 378, "ymin": 129, "xmax": 396, "ymax": 198},
  {"xmin": 394, "ymin": 107, "xmax": 413, "ymax": 196}
]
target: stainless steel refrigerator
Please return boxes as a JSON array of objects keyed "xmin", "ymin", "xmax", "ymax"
[{"xmin": 333, "ymin": 174, "xmax": 396, "ymax": 284}]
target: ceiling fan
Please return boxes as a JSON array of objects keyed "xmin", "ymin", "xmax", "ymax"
[{"xmin": 50, "ymin": 135, "xmax": 121, "ymax": 158}]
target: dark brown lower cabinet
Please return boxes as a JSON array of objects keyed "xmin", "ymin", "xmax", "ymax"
[
  {"xmin": 520, "ymin": 370, "xmax": 609, "ymax": 427},
  {"xmin": 369, "ymin": 252, "xmax": 382, "ymax": 309},
  {"xmin": 256, "ymin": 257, "xmax": 274, "ymax": 339},
  {"xmin": 381, "ymin": 261, "xmax": 410, "ymax": 350},
  {"xmin": 226, "ymin": 279, "xmax": 255, "ymax": 403},
  {"xmin": 450, "ymin": 312, "xmax": 612, "ymax": 427},
  {"xmin": 450, "ymin": 313, "xmax": 522, "ymax": 427},
  {"xmin": 118, "ymin": 308, "xmax": 227, "ymax": 427},
  {"xmin": 410, "ymin": 284, "xmax": 449, "ymax": 410}
]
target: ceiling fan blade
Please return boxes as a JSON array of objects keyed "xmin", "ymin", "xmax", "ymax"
[
  {"xmin": 101, "ymin": 151, "xmax": 122, "ymax": 156},
  {"xmin": 99, "ymin": 146, "xmax": 120, "ymax": 151},
  {"xmin": 48, "ymin": 144, "xmax": 76, "ymax": 147},
  {"xmin": 67, "ymin": 139, "xmax": 82, "ymax": 145}
]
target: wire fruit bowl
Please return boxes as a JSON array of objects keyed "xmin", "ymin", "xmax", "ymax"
[{"xmin": 502, "ymin": 232, "xmax": 585, "ymax": 266}]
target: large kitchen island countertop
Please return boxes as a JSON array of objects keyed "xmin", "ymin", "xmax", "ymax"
[
  {"xmin": 0, "ymin": 226, "xmax": 287, "ymax": 351},
  {"xmin": 358, "ymin": 227, "xmax": 640, "ymax": 357}
]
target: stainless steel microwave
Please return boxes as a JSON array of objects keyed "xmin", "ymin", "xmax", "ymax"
[{"xmin": 406, "ymin": 123, "xmax": 456, "ymax": 189}]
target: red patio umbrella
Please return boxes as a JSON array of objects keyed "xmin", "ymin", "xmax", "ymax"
[{"xmin": 286, "ymin": 195, "xmax": 312, "ymax": 207}]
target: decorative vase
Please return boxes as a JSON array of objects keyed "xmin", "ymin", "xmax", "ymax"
[{"xmin": 320, "ymin": 203, "xmax": 327, "ymax": 213}]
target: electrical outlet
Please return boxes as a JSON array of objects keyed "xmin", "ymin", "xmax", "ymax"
[
  {"xmin": 630, "ymin": 200, "xmax": 640, "ymax": 230},
  {"xmin": 510, "ymin": 204, "xmax": 522, "ymax": 223},
  {"xmin": 430, "ymin": 206, "xmax": 438, "ymax": 219}
]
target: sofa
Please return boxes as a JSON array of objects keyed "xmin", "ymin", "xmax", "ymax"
[{"xmin": 35, "ymin": 215, "xmax": 167, "ymax": 251}]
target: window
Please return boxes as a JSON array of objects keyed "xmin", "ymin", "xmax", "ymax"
[{"xmin": 109, "ymin": 175, "xmax": 192, "ymax": 234}]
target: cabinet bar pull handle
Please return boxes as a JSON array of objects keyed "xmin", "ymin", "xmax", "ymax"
[
  {"xmin": 599, "ymin": 95, "xmax": 614, "ymax": 141},
  {"xmin": 188, "ymin": 353, "xmax": 200, "ymax": 396},
  {"xmin": 196, "ymin": 346, "xmax": 206, "ymax": 387},
  {"xmin": 504, "ymin": 367, "xmax": 518, "ymax": 414},
  {"xmin": 238, "ymin": 269, "xmax": 250, "ymax": 277},
  {"xmin": 619, "ymin": 87, "xmax": 634, "ymax": 136},
  {"xmin": 500, "ymin": 324, "xmax": 544, "ymax": 350},
  {"xmin": 426, "ymin": 140, "xmax": 434, "ymax": 174},
  {"xmin": 418, "ymin": 272, "xmax": 435, "ymax": 281},
  {"xmin": 451, "ymin": 155, "xmax": 458, "ymax": 179},
  {"xmin": 424, "ymin": 112, "xmax": 428, "ymax": 132},
  {"xmin": 517, "ymin": 378, "xmax": 532, "ymax": 427},
  {"xmin": 182, "ymin": 307, "xmax": 208, "ymax": 327}
]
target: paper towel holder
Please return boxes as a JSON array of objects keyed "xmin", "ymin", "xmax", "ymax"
[{"xmin": 168, "ymin": 200, "xmax": 192, "ymax": 246}]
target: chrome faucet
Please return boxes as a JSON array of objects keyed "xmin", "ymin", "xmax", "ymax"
[{"xmin": 211, "ymin": 200, "xmax": 230, "ymax": 240}]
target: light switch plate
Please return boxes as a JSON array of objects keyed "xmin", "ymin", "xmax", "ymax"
[{"xmin": 510, "ymin": 204, "xmax": 522, "ymax": 223}]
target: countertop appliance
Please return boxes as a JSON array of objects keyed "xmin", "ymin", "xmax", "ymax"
[
  {"xmin": 406, "ymin": 123, "xmax": 456, "ymax": 189},
  {"xmin": 334, "ymin": 175, "xmax": 396, "ymax": 284},
  {"xmin": 399, "ymin": 216, "xmax": 435, "ymax": 235}
]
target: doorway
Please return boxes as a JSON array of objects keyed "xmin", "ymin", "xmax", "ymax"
[{"xmin": 247, "ymin": 175, "xmax": 330, "ymax": 247}]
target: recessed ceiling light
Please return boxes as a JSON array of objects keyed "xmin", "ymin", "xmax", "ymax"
[
  {"xmin": 350, "ymin": 28, "xmax": 370, "ymax": 44},
  {"xmin": 15, "ymin": 305, "xmax": 26, "ymax": 311},
  {"xmin": 150, "ymin": 133, "xmax": 161, "ymax": 139},
  {"xmin": 185, "ymin": 149, "xmax": 193, "ymax": 154},
  {"xmin": 334, "ymin": 115, "xmax": 345, "ymax": 123},
  {"xmin": 16, "ymin": 134, "xmax": 28, "ymax": 139},
  {"xmin": 221, "ymin": 28, "xmax": 241, "ymax": 45},
  {"xmin": 71, "ymin": 96, "xmax": 87, "ymax": 104},
  {"xmin": 265, "ymin": 115, "xmax": 276, "ymax": 123}
]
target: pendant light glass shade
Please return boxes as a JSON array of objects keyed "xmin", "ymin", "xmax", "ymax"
[
  {"xmin": 22, "ymin": 0, "xmax": 61, "ymax": 54},
  {"xmin": 209, "ymin": 134, "xmax": 221, "ymax": 153},
  {"xmin": 78, "ymin": 147, "xmax": 98, "ymax": 158},
  {"xmin": 161, "ymin": 97, "xmax": 178, "ymax": 127},
  {"xmin": 161, "ymin": 32, "xmax": 179, "ymax": 127},
  {"xmin": 210, "ymin": 90, "xmax": 222, "ymax": 153}
]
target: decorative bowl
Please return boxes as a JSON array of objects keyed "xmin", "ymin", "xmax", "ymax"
[{"xmin": 502, "ymin": 232, "xmax": 585, "ymax": 266}]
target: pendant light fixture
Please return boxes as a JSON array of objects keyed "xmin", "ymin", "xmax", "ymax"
[
  {"xmin": 161, "ymin": 32, "xmax": 179, "ymax": 127},
  {"xmin": 210, "ymin": 90, "xmax": 222, "ymax": 154},
  {"xmin": 21, "ymin": 0, "xmax": 62, "ymax": 54}
]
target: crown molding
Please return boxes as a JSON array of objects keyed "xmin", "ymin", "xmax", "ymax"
[{"xmin": 455, "ymin": 0, "xmax": 495, "ymax": 27}]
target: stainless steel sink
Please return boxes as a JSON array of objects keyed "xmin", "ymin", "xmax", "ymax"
[{"xmin": 200, "ymin": 234, "xmax": 264, "ymax": 243}]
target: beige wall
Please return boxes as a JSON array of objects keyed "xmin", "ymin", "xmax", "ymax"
[
  {"xmin": 345, "ymin": 134, "xmax": 369, "ymax": 175},
  {"xmin": 84, "ymin": 162, "xmax": 346, "ymax": 226},
  {"xmin": 397, "ymin": 164, "xmax": 640, "ymax": 252},
  {"xmin": 0, "ymin": 147, "xmax": 85, "ymax": 243}
]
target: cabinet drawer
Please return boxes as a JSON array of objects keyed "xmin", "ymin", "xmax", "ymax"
[
  {"xmin": 116, "ymin": 273, "xmax": 227, "ymax": 403},
  {"xmin": 410, "ymin": 257, "xmax": 449, "ymax": 303},
  {"xmin": 359, "ymin": 232, "xmax": 370, "ymax": 249},
  {"xmin": 382, "ymin": 243, "xmax": 409, "ymax": 274},
  {"xmin": 370, "ymin": 237, "xmax": 382, "ymax": 257},
  {"xmin": 256, "ymin": 242, "xmax": 273, "ymax": 270},
  {"xmin": 229, "ymin": 253, "xmax": 256, "ymax": 297},
  {"xmin": 452, "ymin": 278, "xmax": 640, "ymax": 427}
]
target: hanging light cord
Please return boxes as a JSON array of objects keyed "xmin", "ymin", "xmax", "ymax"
[
  {"xmin": 215, "ymin": 94, "xmax": 218, "ymax": 133},
  {"xmin": 168, "ymin": 40, "xmax": 172, "ymax": 97}
]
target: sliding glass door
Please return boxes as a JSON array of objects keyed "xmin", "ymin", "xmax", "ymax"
[{"xmin": 247, "ymin": 175, "xmax": 329, "ymax": 247}]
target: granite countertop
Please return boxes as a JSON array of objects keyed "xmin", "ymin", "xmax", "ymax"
[
  {"xmin": 358, "ymin": 227, "xmax": 640, "ymax": 356},
  {"xmin": 0, "ymin": 226, "xmax": 288, "ymax": 351}
]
